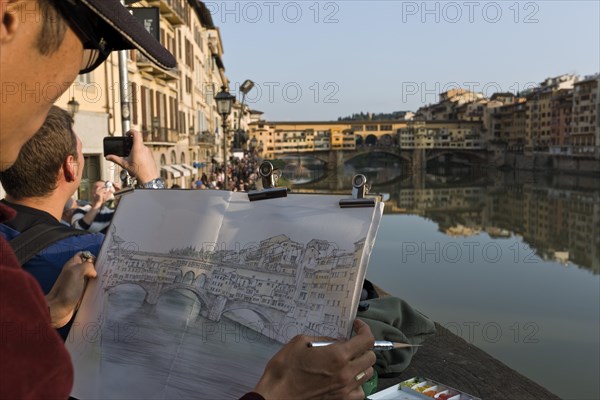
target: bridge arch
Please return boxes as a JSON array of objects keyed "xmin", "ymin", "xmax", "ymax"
[
  {"xmin": 106, "ymin": 282, "xmax": 148, "ymax": 298},
  {"xmin": 222, "ymin": 301, "xmax": 280, "ymax": 326},
  {"xmin": 159, "ymin": 284, "xmax": 212, "ymax": 310},
  {"xmin": 106, "ymin": 282, "xmax": 153, "ymax": 305},
  {"xmin": 355, "ymin": 136, "xmax": 363, "ymax": 146},
  {"xmin": 182, "ymin": 270, "xmax": 195, "ymax": 285},
  {"xmin": 344, "ymin": 150, "xmax": 410, "ymax": 165},
  {"xmin": 426, "ymin": 150, "xmax": 489, "ymax": 163},
  {"xmin": 174, "ymin": 270, "xmax": 183, "ymax": 283},
  {"xmin": 196, "ymin": 273, "xmax": 207, "ymax": 289},
  {"xmin": 365, "ymin": 134, "xmax": 377, "ymax": 146}
]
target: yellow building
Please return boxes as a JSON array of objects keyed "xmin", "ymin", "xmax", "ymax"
[
  {"xmin": 248, "ymin": 121, "xmax": 353, "ymax": 159},
  {"xmin": 491, "ymin": 99, "xmax": 529, "ymax": 153},
  {"xmin": 398, "ymin": 121, "xmax": 485, "ymax": 149},
  {"xmin": 53, "ymin": 0, "xmax": 227, "ymax": 195},
  {"xmin": 526, "ymin": 89, "xmax": 553, "ymax": 151},
  {"xmin": 248, "ymin": 120, "xmax": 412, "ymax": 159}
]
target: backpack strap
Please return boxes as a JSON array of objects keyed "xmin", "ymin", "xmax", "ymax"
[{"xmin": 9, "ymin": 222, "xmax": 89, "ymax": 265}]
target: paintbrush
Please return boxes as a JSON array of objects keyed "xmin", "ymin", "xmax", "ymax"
[{"xmin": 308, "ymin": 340, "xmax": 422, "ymax": 350}]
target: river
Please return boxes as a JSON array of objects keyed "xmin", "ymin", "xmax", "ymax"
[{"xmin": 287, "ymin": 157, "xmax": 600, "ymax": 400}]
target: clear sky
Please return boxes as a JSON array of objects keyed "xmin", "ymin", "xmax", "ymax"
[{"xmin": 210, "ymin": 0, "xmax": 600, "ymax": 121}]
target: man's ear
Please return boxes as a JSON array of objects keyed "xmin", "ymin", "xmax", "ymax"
[
  {"xmin": 0, "ymin": 1, "xmax": 22, "ymax": 44},
  {"xmin": 63, "ymin": 155, "xmax": 78, "ymax": 182}
]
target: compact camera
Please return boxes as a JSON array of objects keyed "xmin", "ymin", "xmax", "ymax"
[{"xmin": 103, "ymin": 136, "xmax": 133, "ymax": 157}]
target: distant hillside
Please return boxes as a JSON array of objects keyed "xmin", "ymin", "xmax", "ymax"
[{"xmin": 337, "ymin": 111, "xmax": 409, "ymax": 121}]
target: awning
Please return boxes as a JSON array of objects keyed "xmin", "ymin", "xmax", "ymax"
[
  {"xmin": 161, "ymin": 165, "xmax": 182, "ymax": 178},
  {"xmin": 171, "ymin": 164, "xmax": 191, "ymax": 177},
  {"xmin": 180, "ymin": 163, "xmax": 196, "ymax": 173}
]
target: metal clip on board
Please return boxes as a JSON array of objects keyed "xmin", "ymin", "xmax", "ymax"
[
  {"xmin": 339, "ymin": 174, "xmax": 376, "ymax": 208},
  {"xmin": 248, "ymin": 161, "xmax": 288, "ymax": 201}
]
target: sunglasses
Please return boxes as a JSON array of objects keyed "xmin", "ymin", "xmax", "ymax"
[{"xmin": 52, "ymin": 0, "xmax": 114, "ymax": 74}]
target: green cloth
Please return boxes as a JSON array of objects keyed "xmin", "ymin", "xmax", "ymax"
[{"xmin": 357, "ymin": 297, "xmax": 436, "ymax": 377}]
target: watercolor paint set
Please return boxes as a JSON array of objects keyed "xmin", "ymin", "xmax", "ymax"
[{"xmin": 367, "ymin": 377, "xmax": 482, "ymax": 400}]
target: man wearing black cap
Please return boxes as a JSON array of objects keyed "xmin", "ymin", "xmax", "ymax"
[{"xmin": 0, "ymin": 1, "xmax": 374, "ymax": 399}]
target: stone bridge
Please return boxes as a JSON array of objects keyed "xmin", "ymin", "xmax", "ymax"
[
  {"xmin": 280, "ymin": 147, "xmax": 492, "ymax": 172},
  {"xmin": 104, "ymin": 263, "xmax": 288, "ymax": 325}
]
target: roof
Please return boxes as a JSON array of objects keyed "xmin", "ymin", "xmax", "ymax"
[
  {"xmin": 490, "ymin": 92, "xmax": 516, "ymax": 100},
  {"xmin": 189, "ymin": 1, "xmax": 215, "ymax": 29},
  {"xmin": 574, "ymin": 75, "xmax": 599, "ymax": 85}
]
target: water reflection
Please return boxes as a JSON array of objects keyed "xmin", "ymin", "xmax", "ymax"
[
  {"xmin": 279, "ymin": 155, "xmax": 327, "ymax": 184},
  {"xmin": 296, "ymin": 168, "xmax": 600, "ymax": 274}
]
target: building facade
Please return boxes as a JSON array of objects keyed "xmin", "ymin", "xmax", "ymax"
[
  {"xmin": 571, "ymin": 75, "xmax": 599, "ymax": 156},
  {"xmin": 52, "ymin": 0, "xmax": 228, "ymax": 195}
]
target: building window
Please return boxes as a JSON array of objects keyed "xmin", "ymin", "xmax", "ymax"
[
  {"xmin": 77, "ymin": 155, "xmax": 101, "ymax": 201},
  {"xmin": 185, "ymin": 76, "xmax": 192, "ymax": 94},
  {"xmin": 179, "ymin": 111, "xmax": 187, "ymax": 134},
  {"xmin": 169, "ymin": 97, "xmax": 178, "ymax": 131}
]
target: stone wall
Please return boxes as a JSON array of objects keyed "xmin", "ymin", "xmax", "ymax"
[{"xmin": 501, "ymin": 153, "xmax": 600, "ymax": 174}]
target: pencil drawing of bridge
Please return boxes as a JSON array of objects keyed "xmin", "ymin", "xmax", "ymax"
[{"xmin": 101, "ymin": 227, "xmax": 366, "ymax": 343}]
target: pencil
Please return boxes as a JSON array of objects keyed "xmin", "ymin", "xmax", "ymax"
[{"xmin": 307, "ymin": 340, "xmax": 422, "ymax": 350}]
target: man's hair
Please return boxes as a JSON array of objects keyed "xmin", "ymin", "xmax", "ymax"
[
  {"xmin": 37, "ymin": 0, "xmax": 68, "ymax": 55},
  {"xmin": 0, "ymin": 106, "xmax": 78, "ymax": 199}
]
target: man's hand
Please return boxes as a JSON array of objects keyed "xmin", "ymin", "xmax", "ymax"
[
  {"xmin": 253, "ymin": 319, "xmax": 376, "ymax": 400},
  {"xmin": 105, "ymin": 129, "xmax": 159, "ymax": 184},
  {"xmin": 45, "ymin": 252, "xmax": 97, "ymax": 328}
]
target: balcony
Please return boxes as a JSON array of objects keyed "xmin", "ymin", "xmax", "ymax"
[
  {"xmin": 147, "ymin": 0, "xmax": 185, "ymax": 26},
  {"xmin": 143, "ymin": 127, "xmax": 178, "ymax": 145},
  {"xmin": 137, "ymin": 53, "xmax": 179, "ymax": 81},
  {"xmin": 190, "ymin": 132, "xmax": 216, "ymax": 146}
]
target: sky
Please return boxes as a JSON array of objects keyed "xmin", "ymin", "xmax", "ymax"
[{"xmin": 209, "ymin": 0, "xmax": 600, "ymax": 121}]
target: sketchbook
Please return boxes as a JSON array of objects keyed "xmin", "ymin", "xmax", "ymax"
[{"xmin": 66, "ymin": 189, "xmax": 383, "ymax": 399}]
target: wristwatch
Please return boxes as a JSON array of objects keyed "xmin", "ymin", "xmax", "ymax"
[{"xmin": 138, "ymin": 177, "xmax": 165, "ymax": 189}]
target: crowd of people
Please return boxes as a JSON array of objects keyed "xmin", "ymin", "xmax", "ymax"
[
  {"xmin": 193, "ymin": 153, "xmax": 261, "ymax": 191},
  {"xmin": 0, "ymin": 1, "xmax": 376, "ymax": 399}
]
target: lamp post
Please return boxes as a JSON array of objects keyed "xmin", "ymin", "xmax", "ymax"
[
  {"xmin": 258, "ymin": 140, "xmax": 264, "ymax": 158},
  {"xmin": 249, "ymin": 136, "xmax": 258, "ymax": 153},
  {"xmin": 215, "ymin": 86, "xmax": 235, "ymax": 190},
  {"xmin": 234, "ymin": 79, "xmax": 255, "ymax": 153},
  {"xmin": 67, "ymin": 97, "xmax": 80, "ymax": 117}
]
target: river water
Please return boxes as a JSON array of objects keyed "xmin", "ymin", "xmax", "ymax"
[{"xmin": 287, "ymin": 156, "xmax": 600, "ymax": 400}]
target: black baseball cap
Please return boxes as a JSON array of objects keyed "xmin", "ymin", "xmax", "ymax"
[{"xmin": 53, "ymin": 0, "xmax": 176, "ymax": 73}]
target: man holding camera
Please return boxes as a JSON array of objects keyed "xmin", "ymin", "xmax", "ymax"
[{"xmin": 0, "ymin": 1, "xmax": 374, "ymax": 399}]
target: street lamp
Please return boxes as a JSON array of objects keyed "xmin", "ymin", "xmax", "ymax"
[
  {"xmin": 215, "ymin": 86, "xmax": 235, "ymax": 189},
  {"xmin": 235, "ymin": 79, "xmax": 255, "ymax": 152},
  {"xmin": 258, "ymin": 140, "xmax": 264, "ymax": 157},
  {"xmin": 67, "ymin": 97, "xmax": 80, "ymax": 117},
  {"xmin": 249, "ymin": 136, "xmax": 258, "ymax": 153}
]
